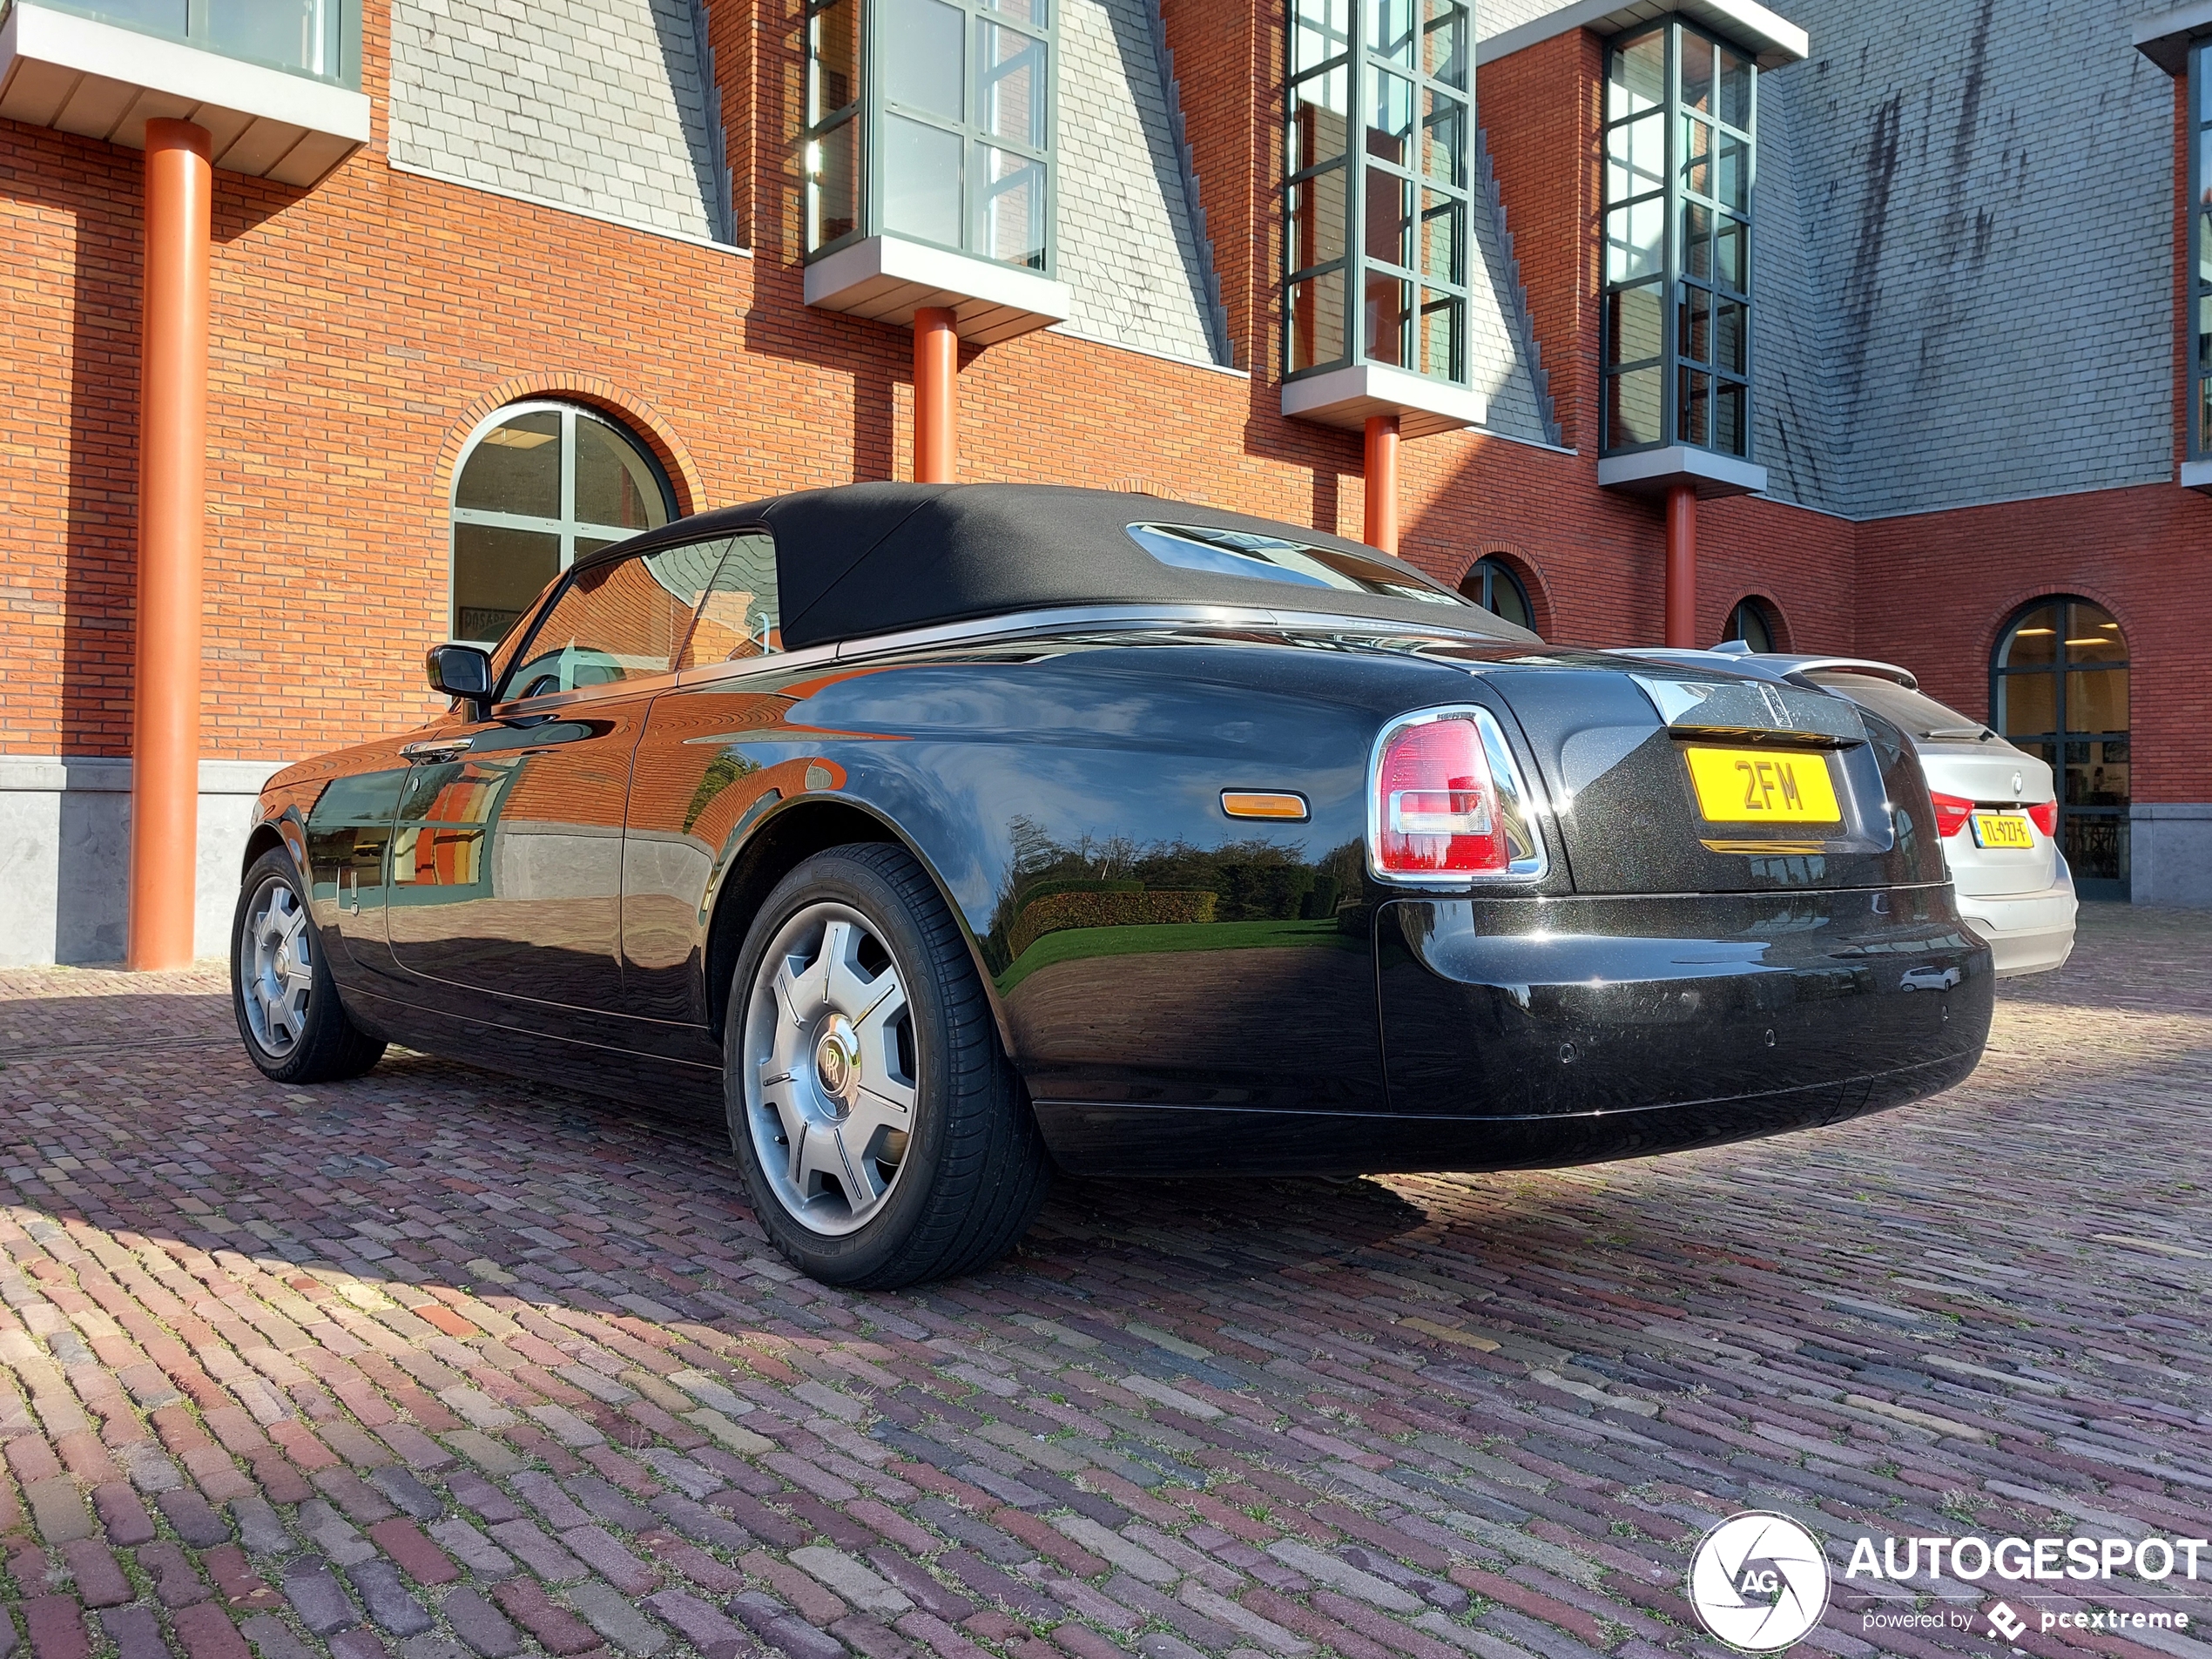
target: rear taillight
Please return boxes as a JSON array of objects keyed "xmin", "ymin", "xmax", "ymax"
[
  {"xmin": 2027, "ymin": 799, "xmax": 2058, "ymax": 837},
  {"xmin": 1370, "ymin": 708, "xmax": 1545, "ymax": 883},
  {"xmin": 1931, "ymin": 792, "xmax": 1974, "ymax": 839}
]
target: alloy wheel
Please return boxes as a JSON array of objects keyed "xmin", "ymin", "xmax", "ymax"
[
  {"xmin": 240, "ymin": 876, "xmax": 314, "ymax": 1059},
  {"xmin": 741, "ymin": 901, "xmax": 919, "ymax": 1236}
]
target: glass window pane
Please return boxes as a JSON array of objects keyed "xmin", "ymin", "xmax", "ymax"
[
  {"xmin": 2198, "ymin": 213, "xmax": 2211, "ymax": 285},
  {"xmin": 1417, "ymin": 288, "xmax": 1460, "ymax": 380},
  {"xmin": 1608, "ymin": 30, "xmax": 1662, "ymax": 120},
  {"xmin": 1285, "ymin": 165, "xmax": 1347, "ymax": 274},
  {"xmin": 1287, "ymin": 271, "xmax": 1348, "ymax": 371},
  {"xmin": 1681, "ymin": 27, "xmax": 1715, "ymax": 113},
  {"xmin": 1714, "ymin": 379, "xmax": 1746, "ymax": 455},
  {"xmin": 1716, "ymin": 215, "xmax": 1747, "ymax": 289},
  {"xmin": 1291, "ymin": 0, "xmax": 1351, "ymax": 75},
  {"xmin": 682, "ymin": 534, "xmax": 784, "ymax": 665},
  {"xmin": 881, "ymin": 112, "xmax": 963, "ymax": 246},
  {"xmin": 978, "ymin": 145, "xmax": 1047, "ymax": 267},
  {"xmin": 2000, "ymin": 606, "xmax": 2060, "ymax": 667},
  {"xmin": 1425, "ymin": 0, "xmax": 1467, "ymax": 89},
  {"xmin": 1678, "ymin": 283, "xmax": 1710, "ymax": 365},
  {"xmin": 810, "ymin": 0, "xmax": 859, "ymax": 120},
  {"xmin": 2201, "ymin": 130, "xmax": 2212, "ymax": 208},
  {"xmin": 207, "ymin": 0, "xmax": 334, "ymax": 76},
  {"xmin": 1717, "ymin": 134, "xmax": 1748, "ymax": 209},
  {"xmin": 1718, "ymin": 46, "xmax": 1751, "ymax": 129},
  {"xmin": 1421, "ymin": 88, "xmax": 1466, "ymax": 185},
  {"xmin": 508, "ymin": 552, "xmax": 701, "ymax": 695},
  {"xmin": 1606, "ymin": 199, "xmax": 1663, "ymax": 283},
  {"xmin": 981, "ymin": 23, "xmax": 1046, "ymax": 150},
  {"xmin": 1682, "ymin": 114, "xmax": 1711, "ymax": 198},
  {"xmin": 1678, "ymin": 367, "xmax": 1710, "ymax": 445},
  {"xmin": 1606, "ymin": 111, "xmax": 1664, "ymax": 202},
  {"xmin": 1420, "ymin": 191, "xmax": 1462, "ymax": 283},
  {"xmin": 1367, "ymin": 0, "xmax": 1414, "ymax": 65},
  {"xmin": 1683, "ymin": 202, "xmax": 1712, "ymax": 280},
  {"xmin": 575, "ymin": 414, "xmax": 670, "ymax": 532},
  {"xmin": 1714, "ymin": 296, "xmax": 1746, "ymax": 373},
  {"xmin": 1608, "ymin": 281, "xmax": 1662, "ymax": 364},
  {"xmin": 1608, "ymin": 366, "xmax": 1662, "ymax": 446},
  {"xmin": 881, "ymin": 0, "xmax": 964, "ymax": 122},
  {"xmin": 983, "ymin": 0, "xmax": 1044, "ymax": 23},
  {"xmin": 1365, "ymin": 271, "xmax": 1410, "ymax": 365},
  {"xmin": 455, "ymin": 411, "xmax": 561, "ymax": 516},
  {"xmin": 1366, "ymin": 171, "xmax": 1412, "ymax": 268},
  {"xmin": 1366, "ymin": 64, "xmax": 1414, "ymax": 165},
  {"xmin": 454, "ymin": 525, "xmax": 559, "ymax": 645},
  {"xmin": 2067, "ymin": 668, "xmax": 2128, "ymax": 735},
  {"xmin": 1997, "ymin": 671, "xmax": 2055, "ymax": 734},
  {"xmin": 809, "ymin": 115, "xmax": 860, "ymax": 249},
  {"xmin": 1289, "ymin": 67, "xmax": 1351, "ymax": 171}
]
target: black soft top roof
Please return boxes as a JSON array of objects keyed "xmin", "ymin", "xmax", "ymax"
[{"xmin": 577, "ymin": 482, "xmax": 1523, "ymax": 652}]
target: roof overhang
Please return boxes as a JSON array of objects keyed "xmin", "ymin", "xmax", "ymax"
[
  {"xmin": 1477, "ymin": 0, "xmax": 1809, "ymax": 69},
  {"xmin": 0, "ymin": 0, "xmax": 369, "ymax": 186},
  {"xmin": 1596, "ymin": 443, "xmax": 1768, "ymax": 499},
  {"xmin": 1280, "ymin": 362, "xmax": 1487, "ymax": 440},
  {"xmin": 2133, "ymin": 0, "xmax": 2212, "ymax": 75},
  {"xmin": 804, "ymin": 234, "xmax": 1072, "ymax": 347}
]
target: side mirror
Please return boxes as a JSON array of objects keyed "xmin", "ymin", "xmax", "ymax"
[{"xmin": 425, "ymin": 643, "xmax": 493, "ymax": 717}]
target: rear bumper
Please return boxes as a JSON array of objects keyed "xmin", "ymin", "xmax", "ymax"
[
  {"xmin": 1957, "ymin": 874, "xmax": 2077, "ymax": 978},
  {"xmin": 1031, "ymin": 885, "xmax": 1992, "ymax": 1178}
]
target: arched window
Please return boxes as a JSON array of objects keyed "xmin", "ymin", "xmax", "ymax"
[
  {"xmin": 1721, "ymin": 596, "xmax": 1779, "ymax": 653},
  {"xmin": 450, "ymin": 401, "xmax": 677, "ymax": 644},
  {"xmin": 1993, "ymin": 597, "xmax": 2129, "ymax": 897},
  {"xmin": 1460, "ymin": 556, "xmax": 1536, "ymax": 634}
]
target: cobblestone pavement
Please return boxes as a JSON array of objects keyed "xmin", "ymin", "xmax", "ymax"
[{"xmin": 0, "ymin": 906, "xmax": 2203, "ymax": 1659}]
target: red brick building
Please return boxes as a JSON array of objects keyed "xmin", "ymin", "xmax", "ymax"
[{"xmin": 2, "ymin": 0, "xmax": 2207, "ymax": 963}]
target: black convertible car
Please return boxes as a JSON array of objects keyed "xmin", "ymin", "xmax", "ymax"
[{"xmin": 234, "ymin": 484, "xmax": 1991, "ymax": 1286}]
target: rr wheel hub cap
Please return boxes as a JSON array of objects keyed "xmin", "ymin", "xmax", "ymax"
[{"xmin": 814, "ymin": 1015, "xmax": 860, "ymax": 1113}]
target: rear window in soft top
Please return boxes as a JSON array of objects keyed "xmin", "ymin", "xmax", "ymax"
[
  {"xmin": 1805, "ymin": 671, "xmax": 1994, "ymax": 742},
  {"xmin": 1126, "ymin": 523, "xmax": 1468, "ymax": 606}
]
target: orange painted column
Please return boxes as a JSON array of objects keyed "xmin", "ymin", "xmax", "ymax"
[
  {"xmin": 127, "ymin": 120, "xmax": 213, "ymax": 971},
  {"xmin": 1363, "ymin": 414, "xmax": 1399, "ymax": 554},
  {"xmin": 1664, "ymin": 482, "xmax": 1697, "ymax": 648},
  {"xmin": 913, "ymin": 307, "xmax": 958, "ymax": 484}
]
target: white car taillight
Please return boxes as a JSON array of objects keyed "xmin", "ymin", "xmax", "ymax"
[{"xmin": 1369, "ymin": 707, "xmax": 1547, "ymax": 884}]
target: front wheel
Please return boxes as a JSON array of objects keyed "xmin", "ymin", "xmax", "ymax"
[
  {"xmin": 726, "ymin": 844, "xmax": 1050, "ymax": 1288},
  {"xmin": 232, "ymin": 849, "xmax": 386, "ymax": 1084}
]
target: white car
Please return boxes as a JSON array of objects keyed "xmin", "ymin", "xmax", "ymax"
[{"xmin": 1713, "ymin": 650, "xmax": 2077, "ymax": 976}]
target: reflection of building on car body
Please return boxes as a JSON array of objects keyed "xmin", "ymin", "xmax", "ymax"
[{"xmin": 232, "ymin": 484, "xmax": 1994, "ymax": 1287}]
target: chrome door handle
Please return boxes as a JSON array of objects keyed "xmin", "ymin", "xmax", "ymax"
[{"xmin": 400, "ymin": 737, "xmax": 474, "ymax": 761}]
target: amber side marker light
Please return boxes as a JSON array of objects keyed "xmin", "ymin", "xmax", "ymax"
[{"xmin": 1222, "ymin": 791, "xmax": 1310, "ymax": 821}]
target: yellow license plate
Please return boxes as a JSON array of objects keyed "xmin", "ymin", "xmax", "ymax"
[
  {"xmin": 1685, "ymin": 747, "xmax": 1843, "ymax": 824},
  {"xmin": 1972, "ymin": 812, "xmax": 2034, "ymax": 849}
]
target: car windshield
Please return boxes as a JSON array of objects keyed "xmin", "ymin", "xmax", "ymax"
[
  {"xmin": 1125, "ymin": 523, "xmax": 1469, "ymax": 606},
  {"xmin": 1805, "ymin": 671, "xmax": 1994, "ymax": 742}
]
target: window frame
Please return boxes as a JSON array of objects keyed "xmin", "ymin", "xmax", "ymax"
[
  {"xmin": 448, "ymin": 401, "xmax": 678, "ymax": 650},
  {"xmin": 1460, "ymin": 555, "xmax": 1534, "ymax": 631},
  {"xmin": 1601, "ymin": 19, "xmax": 1757, "ymax": 459},
  {"xmin": 1723, "ymin": 595, "xmax": 1779, "ymax": 652},
  {"xmin": 1989, "ymin": 595, "xmax": 2131, "ymax": 899},
  {"xmin": 2191, "ymin": 40, "xmax": 2209, "ymax": 461},
  {"xmin": 802, "ymin": 0, "xmax": 1058, "ymax": 275},
  {"xmin": 1282, "ymin": 0, "xmax": 1476, "ymax": 388}
]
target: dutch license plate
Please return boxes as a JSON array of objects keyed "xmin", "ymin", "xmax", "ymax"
[
  {"xmin": 1972, "ymin": 812, "xmax": 2034, "ymax": 849},
  {"xmin": 1685, "ymin": 746, "xmax": 1842, "ymax": 824}
]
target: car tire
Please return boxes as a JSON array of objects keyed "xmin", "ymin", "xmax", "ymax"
[
  {"xmin": 232, "ymin": 848, "xmax": 388, "ymax": 1084},
  {"xmin": 725, "ymin": 843, "xmax": 1051, "ymax": 1288}
]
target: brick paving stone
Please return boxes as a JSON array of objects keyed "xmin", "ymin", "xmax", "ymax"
[{"xmin": 0, "ymin": 911, "xmax": 2207, "ymax": 1659}]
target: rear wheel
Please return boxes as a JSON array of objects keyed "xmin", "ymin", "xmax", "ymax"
[
  {"xmin": 232, "ymin": 849, "xmax": 386, "ymax": 1084},
  {"xmin": 726, "ymin": 843, "xmax": 1050, "ymax": 1288}
]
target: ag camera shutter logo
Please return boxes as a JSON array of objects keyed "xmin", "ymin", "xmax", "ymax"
[{"xmin": 1688, "ymin": 1512, "xmax": 1833, "ymax": 1651}]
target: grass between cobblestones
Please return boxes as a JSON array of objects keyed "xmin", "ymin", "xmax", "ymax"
[{"xmin": 0, "ymin": 907, "xmax": 2202, "ymax": 1659}]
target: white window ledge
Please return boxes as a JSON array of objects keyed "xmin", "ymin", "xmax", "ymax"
[
  {"xmin": 804, "ymin": 235, "xmax": 1072, "ymax": 347},
  {"xmin": 2133, "ymin": 0, "xmax": 2212, "ymax": 74},
  {"xmin": 2182, "ymin": 458, "xmax": 2212, "ymax": 492},
  {"xmin": 1478, "ymin": 0, "xmax": 1808, "ymax": 69},
  {"xmin": 1596, "ymin": 444, "xmax": 1767, "ymax": 498},
  {"xmin": 0, "ymin": 1, "xmax": 368, "ymax": 186},
  {"xmin": 1279, "ymin": 363, "xmax": 1487, "ymax": 439}
]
